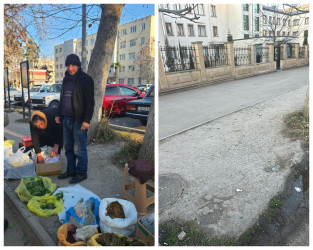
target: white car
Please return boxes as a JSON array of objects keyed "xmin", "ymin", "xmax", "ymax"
[
  {"xmin": 5, "ymin": 87, "xmax": 21, "ymax": 103},
  {"xmin": 137, "ymin": 84, "xmax": 152, "ymax": 92},
  {"xmin": 14, "ymin": 84, "xmax": 51, "ymax": 106},
  {"xmin": 30, "ymin": 83, "xmax": 62, "ymax": 109}
]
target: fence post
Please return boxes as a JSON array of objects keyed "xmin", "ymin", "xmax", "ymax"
[
  {"xmin": 304, "ymin": 44, "xmax": 309, "ymax": 64},
  {"xmin": 294, "ymin": 43, "xmax": 299, "ymax": 60},
  {"xmin": 158, "ymin": 46, "xmax": 169, "ymax": 92},
  {"xmin": 267, "ymin": 43, "xmax": 275, "ymax": 71},
  {"xmin": 225, "ymin": 41, "xmax": 235, "ymax": 77},
  {"xmin": 280, "ymin": 44, "xmax": 286, "ymax": 60},
  {"xmin": 191, "ymin": 41, "xmax": 207, "ymax": 83},
  {"xmin": 249, "ymin": 45, "xmax": 256, "ymax": 75}
]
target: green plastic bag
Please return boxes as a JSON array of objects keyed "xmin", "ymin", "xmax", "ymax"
[
  {"xmin": 15, "ymin": 176, "xmax": 56, "ymax": 202},
  {"xmin": 27, "ymin": 195, "xmax": 64, "ymax": 217}
]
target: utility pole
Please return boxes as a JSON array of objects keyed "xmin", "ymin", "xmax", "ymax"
[{"xmin": 82, "ymin": 4, "xmax": 87, "ymax": 72}]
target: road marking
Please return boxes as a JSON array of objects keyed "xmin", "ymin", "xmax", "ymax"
[{"xmin": 272, "ymin": 78, "xmax": 291, "ymax": 85}]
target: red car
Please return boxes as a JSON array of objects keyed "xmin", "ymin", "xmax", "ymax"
[{"xmin": 102, "ymin": 83, "xmax": 145, "ymax": 116}]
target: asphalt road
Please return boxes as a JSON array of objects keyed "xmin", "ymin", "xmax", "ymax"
[{"xmin": 159, "ymin": 66, "xmax": 309, "ymax": 140}]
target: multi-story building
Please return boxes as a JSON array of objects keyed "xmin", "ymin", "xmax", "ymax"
[
  {"xmin": 34, "ymin": 58, "xmax": 55, "ymax": 83},
  {"xmin": 54, "ymin": 15, "xmax": 155, "ymax": 87}
]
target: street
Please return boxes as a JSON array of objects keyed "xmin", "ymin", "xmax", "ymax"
[{"xmin": 159, "ymin": 66, "xmax": 309, "ymax": 139}]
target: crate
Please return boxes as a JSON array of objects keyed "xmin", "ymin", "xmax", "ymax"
[
  {"xmin": 136, "ymin": 218, "xmax": 154, "ymax": 246},
  {"xmin": 36, "ymin": 157, "xmax": 62, "ymax": 176},
  {"xmin": 21, "ymin": 136, "xmax": 33, "ymax": 146}
]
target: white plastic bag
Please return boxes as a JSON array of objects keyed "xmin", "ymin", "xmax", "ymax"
[
  {"xmin": 45, "ymin": 155, "xmax": 60, "ymax": 163},
  {"xmin": 4, "ymin": 146, "xmax": 14, "ymax": 161},
  {"xmin": 7, "ymin": 146, "xmax": 32, "ymax": 167},
  {"xmin": 99, "ymin": 198, "xmax": 137, "ymax": 236}
]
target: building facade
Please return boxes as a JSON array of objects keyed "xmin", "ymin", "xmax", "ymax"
[{"xmin": 54, "ymin": 15, "xmax": 155, "ymax": 87}]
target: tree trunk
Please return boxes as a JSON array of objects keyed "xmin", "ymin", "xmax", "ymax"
[
  {"xmin": 87, "ymin": 4, "xmax": 124, "ymax": 142},
  {"xmin": 138, "ymin": 100, "xmax": 154, "ymax": 163},
  {"xmin": 303, "ymin": 87, "xmax": 309, "ymax": 120}
]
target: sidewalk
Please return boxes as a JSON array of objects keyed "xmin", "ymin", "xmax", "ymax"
[
  {"xmin": 4, "ymin": 111, "xmax": 154, "ymax": 245},
  {"xmin": 159, "ymin": 84, "xmax": 308, "ymax": 238}
]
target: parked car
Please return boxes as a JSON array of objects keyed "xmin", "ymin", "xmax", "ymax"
[
  {"xmin": 125, "ymin": 85, "xmax": 154, "ymax": 125},
  {"xmin": 14, "ymin": 84, "xmax": 50, "ymax": 106},
  {"xmin": 5, "ymin": 87, "xmax": 21, "ymax": 103},
  {"xmin": 30, "ymin": 83, "xmax": 62, "ymax": 109},
  {"xmin": 137, "ymin": 84, "xmax": 152, "ymax": 92},
  {"xmin": 102, "ymin": 83, "xmax": 145, "ymax": 116}
]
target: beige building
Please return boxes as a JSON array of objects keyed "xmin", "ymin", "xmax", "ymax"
[{"xmin": 54, "ymin": 15, "xmax": 155, "ymax": 87}]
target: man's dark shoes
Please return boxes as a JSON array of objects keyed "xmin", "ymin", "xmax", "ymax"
[
  {"xmin": 57, "ymin": 172, "xmax": 75, "ymax": 180},
  {"xmin": 69, "ymin": 173, "xmax": 87, "ymax": 184}
]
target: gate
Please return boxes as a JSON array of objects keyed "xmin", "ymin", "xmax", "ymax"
[{"xmin": 274, "ymin": 45, "xmax": 281, "ymax": 70}]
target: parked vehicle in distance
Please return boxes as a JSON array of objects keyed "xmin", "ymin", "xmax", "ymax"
[
  {"xmin": 14, "ymin": 84, "xmax": 50, "ymax": 106},
  {"xmin": 125, "ymin": 85, "xmax": 154, "ymax": 125},
  {"xmin": 137, "ymin": 84, "xmax": 152, "ymax": 92},
  {"xmin": 30, "ymin": 83, "xmax": 62, "ymax": 109},
  {"xmin": 5, "ymin": 87, "xmax": 20, "ymax": 103},
  {"xmin": 102, "ymin": 83, "xmax": 145, "ymax": 117}
]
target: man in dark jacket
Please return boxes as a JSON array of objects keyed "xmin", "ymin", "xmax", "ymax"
[
  {"xmin": 55, "ymin": 54, "xmax": 94, "ymax": 184},
  {"xmin": 30, "ymin": 107, "xmax": 63, "ymax": 163}
]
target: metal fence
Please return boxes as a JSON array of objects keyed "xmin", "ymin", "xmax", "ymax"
[
  {"xmin": 286, "ymin": 44, "xmax": 295, "ymax": 58},
  {"xmin": 160, "ymin": 45, "xmax": 197, "ymax": 72},
  {"xmin": 255, "ymin": 46, "xmax": 269, "ymax": 63},
  {"xmin": 202, "ymin": 45, "xmax": 228, "ymax": 68},
  {"xmin": 299, "ymin": 46, "xmax": 305, "ymax": 58},
  {"xmin": 234, "ymin": 47, "xmax": 251, "ymax": 66}
]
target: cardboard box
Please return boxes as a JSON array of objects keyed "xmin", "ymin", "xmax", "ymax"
[
  {"xmin": 136, "ymin": 218, "xmax": 154, "ymax": 246},
  {"xmin": 36, "ymin": 158, "xmax": 62, "ymax": 176},
  {"xmin": 22, "ymin": 136, "xmax": 33, "ymax": 146}
]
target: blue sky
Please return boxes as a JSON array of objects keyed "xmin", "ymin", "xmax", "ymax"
[{"xmin": 30, "ymin": 4, "xmax": 155, "ymax": 57}]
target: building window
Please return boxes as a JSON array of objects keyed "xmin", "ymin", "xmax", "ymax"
[
  {"xmin": 56, "ymin": 57, "xmax": 58, "ymax": 62},
  {"xmin": 269, "ymin": 31, "xmax": 272, "ymax": 36},
  {"xmin": 142, "ymin": 23, "xmax": 145, "ymax": 30},
  {"xmin": 188, "ymin": 24, "xmax": 194, "ymax": 36},
  {"xmin": 244, "ymin": 15, "xmax": 249, "ymax": 31},
  {"xmin": 173, "ymin": 4, "xmax": 180, "ymax": 10},
  {"xmin": 254, "ymin": 4, "xmax": 259, "ymax": 13},
  {"xmin": 195, "ymin": 4, "xmax": 204, "ymax": 15},
  {"xmin": 120, "ymin": 41, "xmax": 126, "ymax": 49},
  {"xmin": 269, "ymin": 16, "xmax": 272, "ymax": 24},
  {"xmin": 161, "ymin": 4, "xmax": 169, "ymax": 9},
  {"xmin": 119, "ymin": 54, "xmax": 125, "ymax": 61},
  {"xmin": 293, "ymin": 19, "xmax": 299, "ymax": 26},
  {"xmin": 273, "ymin": 17, "xmax": 276, "ymax": 24},
  {"xmin": 56, "ymin": 65, "xmax": 59, "ymax": 69},
  {"xmin": 60, "ymin": 64, "xmax": 63, "ymax": 68},
  {"xmin": 198, "ymin": 25, "xmax": 206, "ymax": 36},
  {"xmin": 91, "ymin": 39, "xmax": 95, "ymax": 45},
  {"xmin": 305, "ymin": 17, "xmax": 309, "ymax": 24},
  {"xmin": 263, "ymin": 30, "xmax": 267, "ymax": 36},
  {"xmin": 293, "ymin": 31, "xmax": 298, "ymax": 37},
  {"xmin": 244, "ymin": 34, "xmax": 249, "ymax": 39},
  {"xmin": 282, "ymin": 31, "xmax": 285, "ymax": 36},
  {"xmin": 255, "ymin": 17, "xmax": 259, "ymax": 31},
  {"xmin": 243, "ymin": 4, "xmax": 249, "ymax": 11},
  {"xmin": 130, "ymin": 39, "xmax": 136, "ymax": 47},
  {"xmin": 128, "ymin": 78, "xmax": 134, "ymax": 85},
  {"xmin": 277, "ymin": 18, "xmax": 280, "ymax": 25},
  {"xmin": 59, "ymin": 48, "xmax": 62, "ymax": 53},
  {"xmin": 263, "ymin": 16, "xmax": 267, "ymax": 24},
  {"xmin": 165, "ymin": 23, "xmax": 173, "ymax": 36},
  {"xmin": 119, "ymin": 78, "xmax": 124, "ymax": 84},
  {"xmin": 128, "ymin": 65, "xmax": 135, "ymax": 72},
  {"xmin": 122, "ymin": 28, "xmax": 127, "ymax": 35},
  {"xmin": 283, "ymin": 18, "xmax": 286, "ymax": 26},
  {"xmin": 141, "ymin": 37, "xmax": 145, "ymax": 44},
  {"xmin": 287, "ymin": 32, "xmax": 290, "ymax": 36},
  {"xmin": 55, "ymin": 48, "xmax": 58, "ymax": 53},
  {"xmin": 213, "ymin": 26, "xmax": 218, "ymax": 37},
  {"xmin": 277, "ymin": 31, "xmax": 280, "ymax": 36},
  {"xmin": 129, "ymin": 52, "xmax": 135, "ymax": 59},
  {"xmin": 288, "ymin": 20, "xmax": 290, "ymax": 26},
  {"xmin": 211, "ymin": 5, "xmax": 216, "ymax": 17},
  {"xmin": 177, "ymin": 23, "xmax": 185, "ymax": 36},
  {"xmin": 130, "ymin": 25, "xmax": 136, "ymax": 33},
  {"xmin": 304, "ymin": 30, "xmax": 308, "ymax": 38}
]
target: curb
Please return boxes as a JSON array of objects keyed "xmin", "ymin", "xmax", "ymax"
[
  {"xmin": 109, "ymin": 124, "xmax": 146, "ymax": 134},
  {"xmin": 4, "ymin": 182, "xmax": 56, "ymax": 246}
]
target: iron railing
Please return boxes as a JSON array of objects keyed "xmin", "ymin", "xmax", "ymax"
[
  {"xmin": 202, "ymin": 45, "xmax": 228, "ymax": 68},
  {"xmin": 234, "ymin": 47, "xmax": 251, "ymax": 66},
  {"xmin": 160, "ymin": 45, "xmax": 197, "ymax": 72},
  {"xmin": 255, "ymin": 46, "xmax": 269, "ymax": 63},
  {"xmin": 299, "ymin": 46, "xmax": 305, "ymax": 58}
]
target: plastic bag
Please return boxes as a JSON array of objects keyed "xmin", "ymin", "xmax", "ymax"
[
  {"xmin": 27, "ymin": 195, "xmax": 64, "ymax": 217},
  {"xmin": 53, "ymin": 185, "xmax": 100, "ymax": 223},
  {"xmin": 99, "ymin": 198, "xmax": 137, "ymax": 237},
  {"xmin": 63, "ymin": 197, "xmax": 100, "ymax": 226},
  {"xmin": 15, "ymin": 176, "xmax": 56, "ymax": 202},
  {"xmin": 4, "ymin": 160, "xmax": 36, "ymax": 180},
  {"xmin": 57, "ymin": 223, "xmax": 88, "ymax": 246},
  {"xmin": 7, "ymin": 146, "xmax": 33, "ymax": 167},
  {"xmin": 4, "ymin": 145, "xmax": 14, "ymax": 160},
  {"xmin": 45, "ymin": 155, "xmax": 60, "ymax": 164}
]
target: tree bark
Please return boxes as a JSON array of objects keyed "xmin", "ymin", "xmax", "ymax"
[
  {"xmin": 303, "ymin": 87, "xmax": 309, "ymax": 120},
  {"xmin": 87, "ymin": 4, "xmax": 124, "ymax": 142},
  {"xmin": 138, "ymin": 100, "xmax": 154, "ymax": 163}
]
